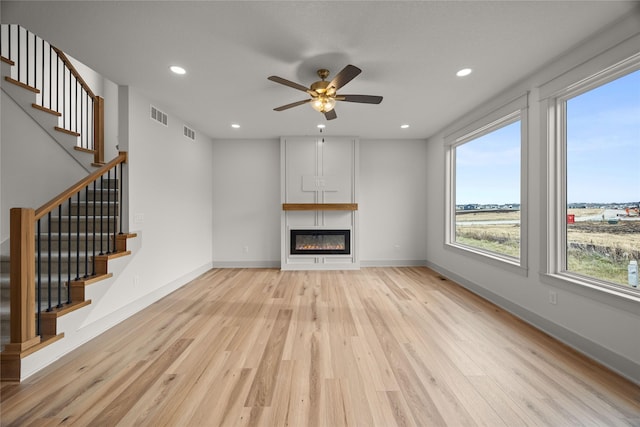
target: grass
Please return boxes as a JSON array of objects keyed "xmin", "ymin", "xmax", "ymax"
[
  {"xmin": 455, "ymin": 224, "xmax": 520, "ymax": 258},
  {"xmin": 455, "ymin": 210, "xmax": 639, "ymax": 288},
  {"xmin": 567, "ymin": 249, "xmax": 629, "ymax": 286}
]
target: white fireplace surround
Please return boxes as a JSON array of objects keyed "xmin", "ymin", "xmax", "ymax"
[{"xmin": 281, "ymin": 137, "xmax": 359, "ymax": 270}]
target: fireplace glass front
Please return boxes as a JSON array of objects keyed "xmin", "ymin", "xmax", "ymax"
[{"xmin": 290, "ymin": 229, "xmax": 351, "ymax": 255}]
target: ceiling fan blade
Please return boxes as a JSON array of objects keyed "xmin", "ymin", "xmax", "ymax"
[
  {"xmin": 324, "ymin": 109, "xmax": 337, "ymax": 120},
  {"xmin": 268, "ymin": 76, "xmax": 310, "ymax": 93},
  {"xmin": 339, "ymin": 94, "xmax": 383, "ymax": 104},
  {"xmin": 329, "ymin": 65, "xmax": 361, "ymax": 91},
  {"xmin": 274, "ymin": 99, "xmax": 311, "ymax": 111}
]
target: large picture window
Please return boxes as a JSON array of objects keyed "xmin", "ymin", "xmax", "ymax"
[
  {"xmin": 544, "ymin": 54, "xmax": 639, "ymax": 295},
  {"xmin": 564, "ymin": 69, "xmax": 639, "ymax": 288},
  {"xmin": 445, "ymin": 95, "xmax": 527, "ymax": 269}
]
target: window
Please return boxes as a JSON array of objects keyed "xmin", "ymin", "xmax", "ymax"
[
  {"xmin": 544, "ymin": 54, "xmax": 640, "ymax": 295},
  {"xmin": 445, "ymin": 95, "xmax": 528, "ymax": 269}
]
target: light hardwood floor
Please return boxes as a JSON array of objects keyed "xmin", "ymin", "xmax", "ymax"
[{"xmin": 1, "ymin": 267, "xmax": 639, "ymax": 426}]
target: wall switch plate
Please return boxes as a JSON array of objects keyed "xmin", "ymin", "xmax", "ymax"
[
  {"xmin": 134, "ymin": 213, "xmax": 145, "ymax": 223},
  {"xmin": 549, "ymin": 290, "xmax": 557, "ymax": 305}
]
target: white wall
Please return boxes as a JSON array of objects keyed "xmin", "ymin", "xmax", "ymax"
[
  {"xmin": 120, "ymin": 87, "xmax": 214, "ymax": 297},
  {"xmin": 425, "ymin": 15, "xmax": 640, "ymax": 383},
  {"xmin": 211, "ymin": 137, "xmax": 429, "ymax": 267},
  {"xmin": 0, "ymin": 91, "xmax": 87, "ymax": 251},
  {"xmin": 360, "ymin": 139, "xmax": 428, "ymax": 265},
  {"xmin": 212, "ymin": 139, "xmax": 281, "ymax": 267}
]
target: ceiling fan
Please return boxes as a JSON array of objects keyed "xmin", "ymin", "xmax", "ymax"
[{"xmin": 268, "ymin": 64, "xmax": 383, "ymax": 120}]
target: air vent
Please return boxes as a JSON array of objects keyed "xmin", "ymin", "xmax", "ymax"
[
  {"xmin": 183, "ymin": 125, "xmax": 196, "ymax": 141},
  {"xmin": 150, "ymin": 105, "xmax": 168, "ymax": 126}
]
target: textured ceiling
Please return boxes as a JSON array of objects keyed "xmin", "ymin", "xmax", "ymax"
[{"xmin": 3, "ymin": 1, "xmax": 638, "ymax": 140}]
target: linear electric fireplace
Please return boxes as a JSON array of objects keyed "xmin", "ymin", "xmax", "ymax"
[{"xmin": 290, "ymin": 229, "xmax": 351, "ymax": 255}]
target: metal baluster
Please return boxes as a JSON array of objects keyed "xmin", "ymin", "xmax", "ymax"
[
  {"xmin": 49, "ymin": 45, "xmax": 52, "ymax": 109},
  {"xmin": 57, "ymin": 205, "xmax": 63, "ymax": 308},
  {"xmin": 84, "ymin": 185, "xmax": 89, "ymax": 277},
  {"xmin": 119, "ymin": 163, "xmax": 124, "ymax": 235},
  {"xmin": 32, "ymin": 32, "xmax": 36, "ymax": 88},
  {"xmin": 36, "ymin": 219, "xmax": 41, "ymax": 336},
  {"xmin": 75, "ymin": 191, "xmax": 80, "ymax": 280},
  {"xmin": 40, "ymin": 37, "xmax": 44, "ymax": 102},
  {"xmin": 99, "ymin": 175, "xmax": 105, "ymax": 255},
  {"xmin": 62, "ymin": 61, "xmax": 66, "ymax": 129},
  {"xmin": 81, "ymin": 92, "xmax": 85, "ymax": 149},
  {"xmin": 107, "ymin": 169, "xmax": 112, "ymax": 253},
  {"xmin": 75, "ymin": 79, "xmax": 79, "ymax": 137},
  {"xmin": 17, "ymin": 26, "xmax": 20, "ymax": 82},
  {"xmin": 92, "ymin": 180, "xmax": 97, "ymax": 275},
  {"xmin": 67, "ymin": 198, "xmax": 72, "ymax": 304},
  {"xmin": 91, "ymin": 97, "xmax": 95, "ymax": 152},
  {"xmin": 47, "ymin": 212, "xmax": 52, "ymax": 312}
]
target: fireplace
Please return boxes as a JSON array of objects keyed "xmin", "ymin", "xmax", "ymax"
[{"xmin": 290, "ymin": 229, "xmax": 351, "ymax": 255}]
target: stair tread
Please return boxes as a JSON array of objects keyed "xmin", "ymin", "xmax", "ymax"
[{"xmin": 4, "ymin": 76, "xmax": 40, "ymax": 93}]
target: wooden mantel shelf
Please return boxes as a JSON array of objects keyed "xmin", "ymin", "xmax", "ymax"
[{"xmin": 282, "ymin": 203, "xmax": 358, "ymax": 211}]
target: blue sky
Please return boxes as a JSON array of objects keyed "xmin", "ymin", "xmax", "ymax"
[
  {"xmin": 456, "ymin": 69, "xmax": 639, "ymax": 205},
  {"xmin": 456, "ymin": 121, "xmax": 520, "ymax": 205},
  {"xmin": 567, "ymin": 69, "xmax": 639, "ymax": 204}
]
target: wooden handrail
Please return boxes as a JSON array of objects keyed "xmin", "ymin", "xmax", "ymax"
[
  {"xmin": 35, "ymin": 152, "xmax": 127, "ymax": 220},
  {"xmin": 51, "ymin": 46, "xmax": 96, "ymax": 100}
]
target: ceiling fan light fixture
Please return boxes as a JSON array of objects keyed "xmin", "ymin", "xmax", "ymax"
[
  {"xmin": 310, "ymin": 95, "xmax": 336, "ymax": 113},
  {"xmin": 170, "ymin": 65, "xmax": 186, "ymax": 75}
]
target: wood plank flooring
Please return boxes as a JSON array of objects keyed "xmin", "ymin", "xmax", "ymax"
[{"xmin": 1, "ymin": 267, "xmax": 639, "ymax": 426}]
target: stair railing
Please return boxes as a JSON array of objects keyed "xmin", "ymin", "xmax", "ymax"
[
  {"xmin": 5, "ymin": 152, "xmax": 127, "ymax": 362},
  {"xmin": 0, "ymin": 24, "xmax": 104, "ymax": 164}
]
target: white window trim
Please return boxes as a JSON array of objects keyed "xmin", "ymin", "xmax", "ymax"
[
  {"xmin": 540, "ymin": 52, "xmax": 640, "ymax": 302},
  {"xmin": 444, "ymin": 94, "xmax": 529, "ymax": 274}
]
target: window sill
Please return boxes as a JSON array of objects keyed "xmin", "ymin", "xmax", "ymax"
[
  {"xmin": 540, "ymin": 272, "xmax": 640, "ymax": 315},
  {"xmin": 444, "ymin": 242, "xmax": 528, "ymax": 277}
]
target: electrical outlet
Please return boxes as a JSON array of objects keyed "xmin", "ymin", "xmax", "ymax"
[
  {"xmin": 549, "ymin": 290, "xmax": 557, "ymax": 305},
  {"xmin": 134, "ymin": 275, "xmax": 140, "ymax": 287}
]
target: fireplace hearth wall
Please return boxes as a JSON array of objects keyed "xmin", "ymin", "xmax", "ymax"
[{"xmin": 281, "ymin": 136, "xmax": 359, "ymax": 270}]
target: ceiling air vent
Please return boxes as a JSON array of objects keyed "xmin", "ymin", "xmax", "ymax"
[
  {"xmin": 150, "ymin": 105, "xmax": 168, "ymax": 126},
  {"xmin": 183, "ymin": 125, "xmax": 196, "ymax": 141}
]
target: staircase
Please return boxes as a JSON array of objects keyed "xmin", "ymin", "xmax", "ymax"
[
  {"xmin": 0, "ymin": 25, "xmax": 136, "ymax": 381},
  {"xmin": 0, "ymin": 180, "xmax": 121, "ymax": 351}
]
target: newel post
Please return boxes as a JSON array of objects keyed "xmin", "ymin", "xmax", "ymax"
[
  {"xmin": 93, "ymin": 96, "xmax": 105, "ymax": 165},
  {"xmin": 1, "ymin": 208, "xmax": 40, "ymax": 381}
]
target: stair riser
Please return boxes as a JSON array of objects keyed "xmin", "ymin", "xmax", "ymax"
[
  {"xmin": 86, "ymin": 189, "xmax": 119, "ymax": 201},
  {"xmin": 70, "ymin": 205, "xmax": 119, "ymax": 216},
  {"xmin": 48, "ymin": 219, "xmax": 118, "ymax": 233},
  {"xmin": 35, "ymin": 260, "xmax": 93, "ymax": 283},
  {"xmin": 37, "ymin": 238, "xmax": 113, "ymax": 253}
]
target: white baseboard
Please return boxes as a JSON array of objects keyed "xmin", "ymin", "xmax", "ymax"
[
  {"xmin": 361, "ymin": 259, "xmax": 427, "ymax": 267},
  {"xmin": 212, "ymin": 261, "xmax": 280, "ymax": 269}
]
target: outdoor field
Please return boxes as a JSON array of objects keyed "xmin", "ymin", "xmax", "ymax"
[{"xmin": 455, "ymin": 208, "xmax": 640, "ymax": 287}]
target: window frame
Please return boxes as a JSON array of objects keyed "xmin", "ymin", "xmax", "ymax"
[
  {"xmin": 444, "ymin": 94, "xmax": 529, "ymax": 274},
  {"xmin": 541, "ymin": 52, "xmax": 640, "ymax": 300}
]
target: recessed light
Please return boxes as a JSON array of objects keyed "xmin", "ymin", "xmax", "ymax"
[
  {"xmin": 401, "ymin": 124, "xmax": 410, "ymax": 129},
  {"xmin": 456, "ymin": 68, "xmax": 472, "ymax": 77},
  {"xmin": 170, "ymin": 65, "xmax": 186, "ymax": 75},
  {"xmin": 231, "ymin": 123, "xmax": 240, "ymax": 129},
  {"xmin": 317, "ymin": 124, "xmax": 326, "ymax": 129}
]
